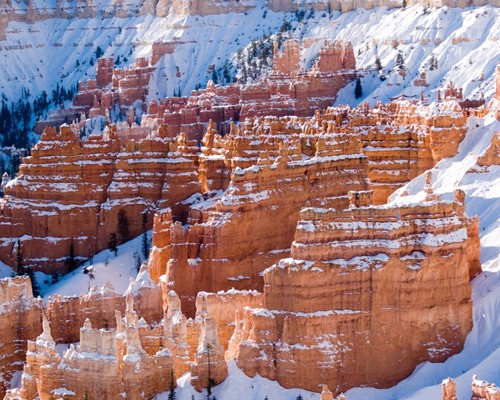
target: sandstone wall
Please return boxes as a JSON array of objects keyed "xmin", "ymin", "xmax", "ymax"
[
  {"xmin": 0, "ymin": 277, "xmax": 42, "ymax": 398},
  {"xmin": 159, "ymin": 116, "xmax": 370, "ymax": 316},
  {"xmin": 232, "ymin": 192, "xmax": 477, "ymax": 394},
  {"xmin": 0, "ymin": 125, "xmax": 200, "ymax": 273}
]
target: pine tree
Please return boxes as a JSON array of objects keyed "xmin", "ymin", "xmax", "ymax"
[
  {"xmin": 65, "ymin": 240, "xmax": 78, "ymax": 272},
  {"xmin": 15, "ymin": 239, "xmax": 26, "ymax": 276},
  {"xmin": 108, "ymin": 233, "xmax": 118, "ymax": 256},
  {"xmin": 375, "ymin": 56, "xmax": 383, "ymax": 71},
  {"xmin": 117, "ymin": 209, "xmax": 130, "ymax": 244},
  {"xmin": 429, "ymin": 54, "xmax": 438, "ymax": 71},
  {"xmin": 395, "ymin": 50, "xmax": 405, "ymax": 71},
  {"xmin": 26, "ymin": 266, "xmax": 40, "ymax": 297},
  {"xmin": 51, "ymin": 271, "xmax": 60, "ymax": 285},
  {"xmin": 141, "ymin": 213, "xmax": 150, "ymax": 260},
  {"xmin": 354, "ymin": 78, "xmax": 363, "ymax": 99},
  {"xmin": 206, "ymin": 344, "xmax": 216, "ymax": 399},
  {"xmin": 168, "ymin": 367, "xmax": 176, "ymax": 400},
  {"xmin": 211, "ymin": 70, "xmax": 218, "ymax": 85}
]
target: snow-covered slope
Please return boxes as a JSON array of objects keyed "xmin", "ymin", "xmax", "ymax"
[
  {"xmin": 42, "ymin": 231, "xmax": 152, "ymax": 300},
  {"xmin": 0, "ymin": 4, "xmax": 498, "ymax": 105}
]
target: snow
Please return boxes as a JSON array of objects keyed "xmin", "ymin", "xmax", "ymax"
[
  {"xmin": 154, "ymin": 361, "xmax": 320, "ymax": 400},
  {"xmin": 42, "ymin": 231, "xmax": 151, "ymax": 300},
  {"xmin": 0, "ymin": 259, "xmax": 14, "ymax": 279},
  {"xmin": 0, "ymin": 4, "xmax": 498, "ymax": 120},
  {"xmin": 344, "ymin": 107, "xmax": 500, "ymax": 400}
]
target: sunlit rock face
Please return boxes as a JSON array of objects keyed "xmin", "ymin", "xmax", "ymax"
[{"xmin": 232, "ymin": 190, "xmax": 477, "ymax": 395}]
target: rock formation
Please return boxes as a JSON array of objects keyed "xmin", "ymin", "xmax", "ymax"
[
  {"xmin": 471, "ymin": 376, "xmax": 500, "ymax": 400},
  {"xmin": 190, "ymin": 313, "xmax": 228, "ymax": 392},
  {"xmin": 0, "ymin": 125, "xmax": 200, "ymax": 273},
  {"xmin": 7, "ymin": 295, "xmax": 173, "ymax": 399},
  {"xmin": 442, "ymin": 378, "xmax": 458, "ymax": 400},
  {"xmin": 0, "ymin": 277, "xmax": 42, "ymax": 398},
  {"xmin": 231, "ymin": 190, "xmax": 477, "ymax": 394},
  {"xmin": 159, "ymin": 115, "xmax": 370, "ymax": 315},
  {"xmin": 341, "ymin": 98, "xmax": 468, "ymax": 203},
  {"xmin": 46, "ymin": 40, "xmax": 356, "ymax": 142}
]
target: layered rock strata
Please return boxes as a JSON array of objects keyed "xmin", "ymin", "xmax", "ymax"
[
  {"xmin": 471, "ymin": 376, "xmax": 500, "ymax": 400},
  {"xmin": 160, "ymin": 116, "xmax": 370, "ymax": 315},
  {"xmin": 0, "ymin": 277, "xmax": 42, "ymax": 398},
  {"xmin": 8, "ymin": 296, "xmax": 173, "ymax": 400},
  {"xmin": 337, "ymin": 99, "xmax": 468, "ymax": 203},
  {"xmin": 60, "ymin": 40, "xmax": 356, "ymax": 142},
  {"xmin": 0, "ymin": 125, "xmax": 200, "ymax": 272},
  {"xmin": 231, "ymin": 190, "xmax": 477, "ymax": 394}
]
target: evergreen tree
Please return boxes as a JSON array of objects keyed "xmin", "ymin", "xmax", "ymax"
[
  {"xmin": 211, "ymin": 70, "xmax": 218, "ymax": 85},
  {"xmin": 395, "ymin": 50, "xmax": 405, "ymax": 71},
  {"xmin": 65, "ymin": 240, "xmax": 78, "ymax": 272},
  {"xmin": 206, "ymin": 344, "xmax": 216, "ymax": 399},
  {"xmin": 354, "ymin": 78, "xmax": 363, "ymax": 99},
  {"xmin": 117, "ymin": 209, "xmax": 130, "ymax": 244},
  {"xmin": 141, "ymin": 213, "xmax": 150, "ymax": 260},
  {"xmin": 108, "ymin": 233, "xmax": 118, "ymax": 256},
  {"xmin": 95, "ymin": 46, "xmax": 104, "ymax": 59},
  {"xmin": 15, "ymin": 239, "xmax": 26, "ymax": 276},
  {"xmin": 51, "ymin": 271, "xmax": 61, "ymax": 284},
  {"xmin": 429, "ymin": 54, "xmax": 438, "ymax": 71},
  {"xmin": 168, "ymin": 368, "xmax": 176, "ymax": 400},
  {"xmin": 26, "ymin": 266, "xmax": 40, "ymax": 297},
  {"xmin": 375, "ymin": 56, "xmax": 383, "ymax": 71}
]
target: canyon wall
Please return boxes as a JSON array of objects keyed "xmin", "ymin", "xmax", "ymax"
[
  {"xmin": 0, "ymin": 125, "xmax": 200, "ymax": 273},
  {"xmin": 231, "ymin": 190, "xmax": 477, "ymax": 394},
  {"xmin": 0, "ymin": 277, "xmax": 42, "ymax": 398}
]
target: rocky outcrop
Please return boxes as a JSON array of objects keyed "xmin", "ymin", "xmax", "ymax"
[
  {"xmin": 442, "ymin": 378, "xmax": 458, "ymax": 400},
  {"xmin": 160, "ymin": 115, "xmax": 370, "ymax": 316},
  {"xmin": 195, "ymin": 289, "xmax": 263, "ymax": 350},
  {"xmin": 471, "ymin": 376, "xmax": 500, "ymax": 400},
  {"xmin": 476, "ymin": 131, "xmax": 500, "ymax": 167},
  {"xmin": 46, "ymin": 267, "xmax": 162, "ymax": 345},
  {"xmin": 46, "ymin": 283, "xmax": 126, "ymax": 344},
  {"xmin": 60, "ymin": 40, "xmax": 356, "ymax": 142},
  {"xmin": 342, "ymin": 99, "xmax": 468, "ymax": 204},
  {"xmin": 0, "ymin": 277, "xmax": 42, "ymax": 398},
  {"xmin": 231, "ymin": 190, "xmax": 477, "ymax": 394},
  {"xmin": 0, "ymin": 125, "xmax": 200, "ymax": 273},
  {"xmin": 8, "ymin": 295, "xmax": 173, "ymax": 399},
  {"xmin": 190, "ymin": 313, "xmax": 228, "ymax": 392}
]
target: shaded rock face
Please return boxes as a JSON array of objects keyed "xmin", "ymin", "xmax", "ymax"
[
  {"xmin": 442, "ymin": 378, "xmax": 458, "ymax": 400},
  {"xmin": 150, "ymin": 96, "xmax": 469, "ymax": 316},
  {"xmin": 0, "ymin": 277, "xmax": 42, "ymax": 399},
  {"xmin": 0, "ymin": 125, "xmax": 200, "ymax": 273},
  {"xmin": 232, "ymin": 193, "xmax": 476, "ymax": 394},
  {"xmin": 4, "ymin": 281, "xmax": 260, "ymax": 398},
  {"xmin": 190, "ymin": 314, "xmax": 228, "ymax": 392}
]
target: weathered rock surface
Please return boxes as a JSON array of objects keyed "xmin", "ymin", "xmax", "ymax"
[
  {"xmin": 190, "ymin": 313, "xmax": 228, "ymax": 392},
  {"xmin": 0, "ymin": 277, "xmax": 42, "ymax": 398},
  {"xmin": 161, "ymin": 115, "xmax": 370, "ymax": 316},
  {"xmin": 0, "ymin": 125, "xmax": 200, "ymax": 273},
  {"xmin": 471, "ymin": 376, "xmax": 500, "ymax": 400},
  {"xmin": 232, "ymin": 190, "xmax": 477, "ymax": 394},
  {"xmin": 7, "ymin": 295, "xmax": 173, "ymax": 400}
]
